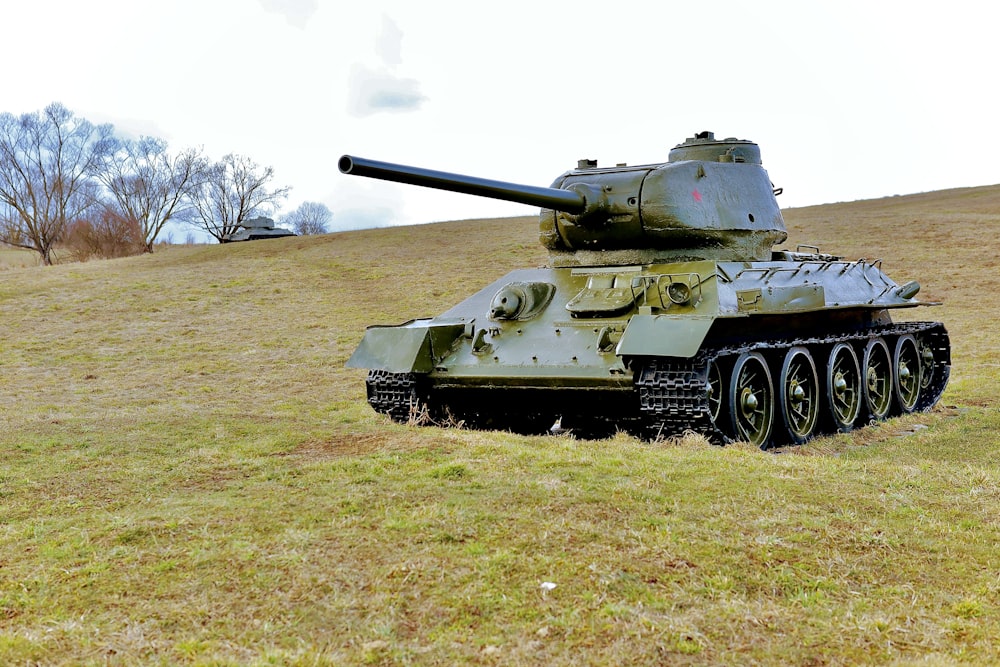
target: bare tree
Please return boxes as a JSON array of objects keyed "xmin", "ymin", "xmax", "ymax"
[
  {"xmin": 280, "ymin": 201, "xmax": 332, "ymax": 235},
  {"xmin": 97, "ymin": 137, "xmax": 207, "ymax": 253},
  {"xmin": 181, "ymin": 153, "xmax": 290, "ymax": 242},
  {"xmin": 0, "ymin": 102, "xmax": 114, "ymax": 265}
]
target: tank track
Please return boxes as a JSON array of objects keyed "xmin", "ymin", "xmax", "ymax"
[
  {"xmin": 635, "ymin": 355, "xmax": 721, "ymax": 441},
  {"xmin": 365, "ymin": 369, "xmax": 426, "ymax": 423},
  {"xmin": 635, "ymin": 321, "xmax": 950, "ymax": 445},
  {"xmin": 365, "ymin": 322, "xmax": 949, "ymax": 446}
]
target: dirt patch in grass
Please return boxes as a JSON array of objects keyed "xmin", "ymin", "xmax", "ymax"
[{"xmin": 289, "ymin": 431, "xmax": 397, "ymax": 458}]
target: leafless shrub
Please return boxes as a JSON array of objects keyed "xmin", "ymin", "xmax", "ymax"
[{"xmin": 63, "ymin": 211, "xmax": 145, "ymax": 262}]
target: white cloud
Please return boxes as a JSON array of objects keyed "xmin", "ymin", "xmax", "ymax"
[
  {"xmin": 348, "ymin": 65, "xmax": 427, "ymax": 117},
  {"xmin": 256, "ymin": 0, "xmax": 318, "ymax": 29},
  {"xmin": 376, "ymin": 15, "xmax": 404, "ymax": 66},
  {"xmin": 347, "ymin": 13, "xmax": 426, "ymax": 117}
]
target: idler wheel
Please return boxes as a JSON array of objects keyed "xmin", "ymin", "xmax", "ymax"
[
  {"xmin": 918, "ymin": 339, "xmax": 936, "ymax": 392},
  {"xmin": 778, "ymin": 346, "xmax": 819, "ymax": 445},
  {"xmin": 825, "ymin": 343, "xmax": 861, "ymax": 432},
  {"xmin": 728, "ymin": 352, "xmax": 774, "ymax": 448},
  {"xmin": 706, "ymin": 359, "xmax": 724, "ymax": 428},
  {"xmin": 862, "ymin": 338, "xmax": 893, "ymax": 421}
]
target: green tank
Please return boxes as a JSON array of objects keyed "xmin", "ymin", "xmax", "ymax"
[{"xmin": 341, "ymin": 131, "xmax": 950, "ymax": 447}]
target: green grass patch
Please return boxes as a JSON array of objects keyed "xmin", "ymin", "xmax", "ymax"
[{"xmin": 1, "ymin": 199, "xmax": 999, "ymax": 664}]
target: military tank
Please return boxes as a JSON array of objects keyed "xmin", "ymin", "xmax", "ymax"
[{"xmin": 341, "ymin": 131, "xmax": 950, "ymax": 447}]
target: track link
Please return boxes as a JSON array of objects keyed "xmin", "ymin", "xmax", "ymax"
[{"xmin": 366, "ymin": 369, "xmax": 425, "ymax": 423}]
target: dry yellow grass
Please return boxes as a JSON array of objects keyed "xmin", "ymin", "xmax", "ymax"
[
  {"xmin": 0, "ymin": 186, "xmax": 998, "ymax": 665},
  {"xmin": 0, "ymin": 247, "xmax": 41, "ymax": 270}
]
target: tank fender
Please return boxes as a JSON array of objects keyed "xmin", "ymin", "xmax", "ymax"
[
  {"xmin": 615, "ymin": 314, "xmax": 715, "ymax": 359},
  {"xmin": 346, "ymin": 319, "xmax": 466, "ymax": 373}
]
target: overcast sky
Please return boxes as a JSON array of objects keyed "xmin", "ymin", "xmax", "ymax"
[{"xmin": 4, "ymin": 1, "xmax": 998, "ymax": 236}]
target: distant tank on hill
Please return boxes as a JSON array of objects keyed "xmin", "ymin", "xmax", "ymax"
[{"xmin": 221, "ymin": 217, "xmax": 295, "ymax": 242}]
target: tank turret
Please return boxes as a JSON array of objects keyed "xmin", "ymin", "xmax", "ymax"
[
  {"xmin": 340, "ymin": 131, "xmax": 950, "ymax": 448},
  {"xmin": 339, "ymin": 131, "xmax": 786, "ymax": 267}
]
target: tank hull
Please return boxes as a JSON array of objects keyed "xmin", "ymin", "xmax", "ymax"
[{"xmin": 348, "ymin": 256, "xmax": 950, "ymax": 446}]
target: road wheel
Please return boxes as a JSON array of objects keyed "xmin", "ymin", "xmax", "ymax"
[
  {"xmin": 862, "ymin": 338, "xmax": 893, "ymax": 421},
  {"xmin": 778, "ymin": 346, "xmax": 819, "ymax": 445},
  {"xmin": 893, "ymin": 334, "xmax": 921, "ymax": 413},
  {"xmin": 826, "ymin": 343, "xmax": 861, "ymax": 432},
  {"xmin": 729, "ymin": 352, "xmax": 774, "ymax": 448}
]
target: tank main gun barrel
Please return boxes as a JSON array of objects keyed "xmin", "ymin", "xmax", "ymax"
[{"xmin": 338, "ymin": 155, "xmax": 587, "ymax": 215}]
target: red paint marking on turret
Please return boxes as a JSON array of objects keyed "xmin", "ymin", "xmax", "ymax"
[{"xmin": 692, "ymin": 189, "xmax": 702, "ymax": 202}]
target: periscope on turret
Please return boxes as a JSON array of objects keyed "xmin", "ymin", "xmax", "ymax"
[{"xmin": 339, "ymin": 131, "xmax": 950, "ymax": 448}]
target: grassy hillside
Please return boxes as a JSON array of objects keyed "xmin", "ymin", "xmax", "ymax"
[
  {"xmin": 0, "ymin": 247, "xmax": 42, "ymax": 270},
  {"xmin": 1, "ymin": 187, "xmax": 998, "ymax": 665}
]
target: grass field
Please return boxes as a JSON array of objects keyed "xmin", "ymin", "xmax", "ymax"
[
  {"xmin": 0, "ymin": 247, "xmax": 42, "ymax": 270},
  {"xmin": 1, "ymin": 186, "xmax": 999, "ymax": 665}
]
